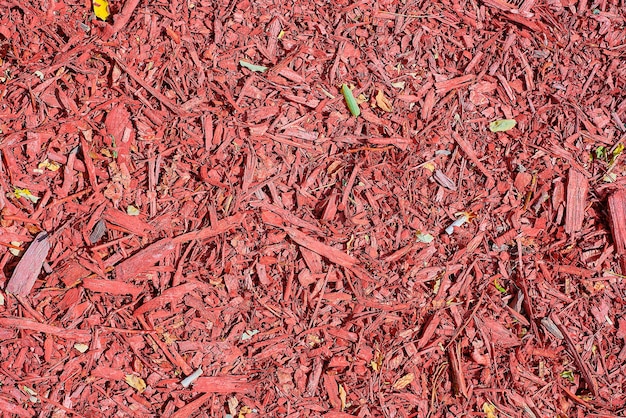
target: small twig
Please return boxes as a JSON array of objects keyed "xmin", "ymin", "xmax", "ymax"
[
  {"xmin": 549, "ymin": 312, "xmax": 599, "ymax": 396},
  {"xmin": 427, "ymin": 361, "xmax": 449, "ymax": 418},
  {"xmin": 101, "ymin": 47, "xmax": 190, "ymax": 117},
  {"xmin": 308, "ymin": 268, "xmax": 331, "ymax": 328},
  {"xmin": 101, "ymin": 0, "xmax": 141, "ymax": 40},
  {"xmin": 444, "ymin": 293, "xmax": 484, "ymax": 350},
  {"xmin": 375, "ymin": 10, "xmax": 441, "ymax": 19},
  {"xmin": 448, "ymin": 342, "xmax": 468, "ymax": 398}
]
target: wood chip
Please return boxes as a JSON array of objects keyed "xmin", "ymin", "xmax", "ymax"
[
  {"xmin": 564, "ymin": 168, "xmax": 589, "ymax": 234},
  {"xmin": 5, "ymin": 232, "xmax": 50, "ymax": 296},
  {"xmin": 1, "ymin": 1, "xmax": 624, "ymax": 415}
]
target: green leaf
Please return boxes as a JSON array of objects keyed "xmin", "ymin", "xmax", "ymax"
[
  {"xmin": 489, "ymin": 119, "xmax": 517, "ymax": 132},
  {"xmin": 341, "ymin": 84, "xmax": 361, "ymax": 117},
  {"xmin": 560, "ymin": 370, "xmax": 575, "ymax": 382},
  {"xmin": 494, "ymin": 278, "xmax": 507, "ymax": 293},
  {"xmin": 239, "ymin": 60, "xmax": 268, "ymax": 73}
]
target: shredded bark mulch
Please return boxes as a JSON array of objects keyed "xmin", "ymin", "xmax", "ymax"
[{"xmin": 1, "ymin": 0, "xmax": 626, "ymax": 417}]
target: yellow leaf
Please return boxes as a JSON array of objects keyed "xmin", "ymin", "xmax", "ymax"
[
  {"xmin": 22, "ymin": 386, "xmax": 38, "ymax": 403},
  {"xmin": 162, "ymin": 332, "xmax": 177, "ymax": 344},
  {"xmin": 482, "ymin": 402, "xmax": 498, "ymax": 418},
  {"xmin": 9, "ymin": 241, "xmax": 22, "ymax": 257},
  {"xmin": 307, "ymin": 334, "xmax": 322, "ymax": 347},
  {"xmin": 338, "ymin": 384, "xmax": 347, "ymax": 411},
  {"xmin": 13, "ymin": 188, "xmax": 39, "ymax": 203},
  {"xmin": 416, "ymin": 232, "xmax": 434, "ymax": 243},
  {"xmin": 237, "ymin": 406, "xmax": 252, "ymax": 418},
  {"xmin": 38, "ymin": 159, "xmax": 61, "ymax": 171},
  {"xmin": 392, "ymin": 373, "xmax": 414, "ymax": 390},
  {"xmin": 126, "ymin": 205, "xmax": 140, "ymax": 216},
  {"xmin": 74, "ymin": 343, "xmax": 89, "ymax": 353},
  {"xmin": 375, "ymin": 90, "xmax": 393, "ymax": 112},
  {"xmin": 489, "ymin": 119, "xmax": 516, "ymax": 132},
  {"xmin": 228, "ymin": 397, "xmax": 239, "ymax": 416},
  {"xmin": 370, "ymin": 349, "xmax": 383, "ymax": 372},
  {"xmin": 124, "ymin": 374, "xmax": 146, "ymax": 392},
  {"xmin": 93, "ymin": 0, "xmax": 110, "ymax": 21}
]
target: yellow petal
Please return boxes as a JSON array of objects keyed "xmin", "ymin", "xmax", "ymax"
[{"xmin": 93, "ymin": 0, "xmax": 110, "ymax": 21}]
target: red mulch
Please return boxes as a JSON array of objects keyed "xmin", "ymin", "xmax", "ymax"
[{"xmin": 1, "ymin": 0, "xmax": 625, "ymax": 417}]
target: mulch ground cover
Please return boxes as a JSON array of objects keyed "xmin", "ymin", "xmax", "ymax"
[{"xmin": 1, "ymin": 0, "xmax": 625, "ymax": 416}]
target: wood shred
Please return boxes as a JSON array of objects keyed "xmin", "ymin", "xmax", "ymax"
[{"xmin": 0, "ymin": 0, "xmax": 625, "ymax": 416}]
